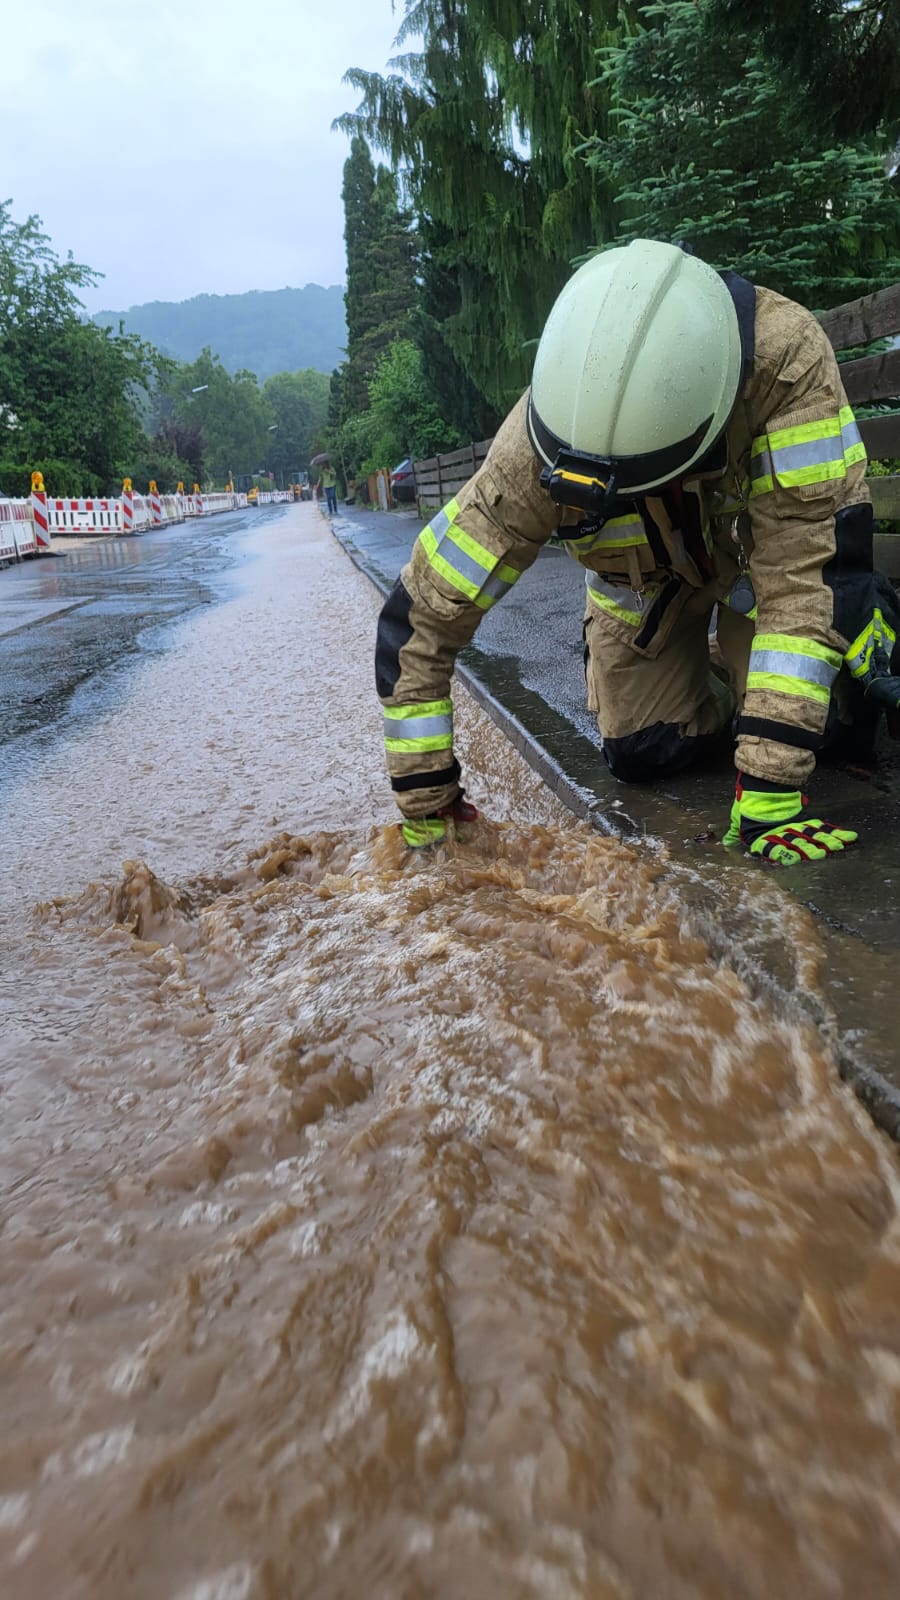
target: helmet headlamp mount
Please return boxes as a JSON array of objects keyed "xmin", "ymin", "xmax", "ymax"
[{"xmin": 539, "ymin": 450, "xmax": 619, "ymax": 519}]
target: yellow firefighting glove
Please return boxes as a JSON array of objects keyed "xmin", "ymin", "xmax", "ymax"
[
  {"xmin": 722, "ymin": 774, "xmax": 858, "ymax": 866},
  {"xmin": 399, "ymin": 793, "xmax": 478, "ymax": 849}
]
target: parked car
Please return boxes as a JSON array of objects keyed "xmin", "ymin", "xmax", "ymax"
[{"xmin": 390, "ymin": 458, "xmax": 416, "ymax": 503}]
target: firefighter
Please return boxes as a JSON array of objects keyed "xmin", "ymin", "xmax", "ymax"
[{"xmin": 375, "ymin": 239, "xmax": 900, "ymax": 864}]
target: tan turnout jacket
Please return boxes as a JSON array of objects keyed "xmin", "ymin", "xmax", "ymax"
[{"xmin": 378, "ymin": 286, "xmax": 869, "ymax": 816}]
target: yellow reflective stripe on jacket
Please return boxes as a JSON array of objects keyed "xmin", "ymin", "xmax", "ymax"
[
  {"xmin": 585, "ymin": 571, "xmax": 643, "ymax": 627},
  {"xmin": 383, "ymin": 698, "xmax": 453, "ymax": 753},
  {"xmin": 839, "ymin": 405, "xmax": 867, "ymax": 468},
  {"xmin": 418, "ymin": 498, "xmax": 521, "ymax": 610},
  {"xmin": 560, "ymin": 512, "xmax": 648, "ymax": 559},
  {"xmin": 845, "ymin": 607, "xmax": 898, "ymax": 679},
  {"xmin": 746, "ymin": 632, "xmax": 842, "ymax": 707},
  {"xmin": 748, "ymin": 404, "xmax": 866, "ymax": 498}
]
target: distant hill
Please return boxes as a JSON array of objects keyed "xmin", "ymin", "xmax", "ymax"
[{"xmin": 93, "ymin": 284, "xmax": 347, "ymax": 381}]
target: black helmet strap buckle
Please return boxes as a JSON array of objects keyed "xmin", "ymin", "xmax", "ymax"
[{"xmin": 539, "ymin": 450, "xmax": 618, "ymax": 518}]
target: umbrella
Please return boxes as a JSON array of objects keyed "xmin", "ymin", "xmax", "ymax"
[{"xmin": 310, "ymin": 452, "xmax": 331, "ymax": 467}]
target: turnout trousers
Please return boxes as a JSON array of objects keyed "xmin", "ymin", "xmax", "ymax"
[
  {"xmin": 583, "ymin": 580, "xmax": 740, "ymax": 783},
  {"xmin": 583, "ymin": 581, "xmax": 879, "ymax": 784}
]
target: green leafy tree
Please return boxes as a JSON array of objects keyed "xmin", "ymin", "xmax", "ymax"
[
  {"xmin": 0, "ymin": 201, "xmax": 160, "ymax": 491},
  {"xmin": 167, "ymin": 348, "xmax": 273, "ymax": 484},
  {"xmin": 585, "ymin": 1, "xmax": 900, "ymax": 306},
  {"xmin": 4, "ymin": 318, "xmax": 158, "ymax": 487},
  {"xmin": 0, "ymin": 200, "xmax": 95, "ymax": 338},
  {"xmin": 128, "ymin": 435, "xmax": 198, "ymax": 494},
  {"xmin": 344, "ymin": 338, "xmax": 457, "ymax": 477},
  {"xmin": 262, "ymin": 369, "xmax": 330, "ymax": 479},
  {"xmin": 153, "ymin": 417, "xmax": 204, "ymax": 483}
]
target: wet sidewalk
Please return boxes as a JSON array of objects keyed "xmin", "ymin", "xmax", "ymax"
[{"xmin": 328, "ymin": 501, "xmax": 900, "ymax": 1129}]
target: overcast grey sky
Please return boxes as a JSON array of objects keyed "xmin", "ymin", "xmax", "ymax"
[{"xmin": 2, "ymin": 0, "xmax": 404, "ymax": 312}]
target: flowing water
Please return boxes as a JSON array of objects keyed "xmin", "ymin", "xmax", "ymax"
[{"xmin": 2, "ymin": 509, "xmax": 900, "ymax": 1599}]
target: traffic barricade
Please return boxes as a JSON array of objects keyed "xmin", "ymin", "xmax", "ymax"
[
  {"xmin": 131, "ymin": 495, "xmax": 153, "ymax": 530},
  {"xmin": 47, "ymin": 498, "xmax": 124, "ymax": 534},
  {"xmin": 31, "ymin": 471, "xmax": 51, "ymax": 551},
  {"xmin": 14, "ymin": 517, "xmax": 37, "ymax": 557},
  {"xmin": 0, "ymin": 500, "xmax": 30, "ymax": 562}
]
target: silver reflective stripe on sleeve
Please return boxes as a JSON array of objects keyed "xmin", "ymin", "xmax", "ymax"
[
  {"xmin": 383, "ymin": 698, "xmax": 454, "ymax": 754},
  {"xmin": 419, "ymin": 498, "xmax": 521, "ymax": 611},
  {"xmin": 383, "ymin": 710, "xmax": 453, "ymax": 742},
  {"xmin": 561, "ymin": 513, "xmax": 647, "ymax": 557},
  {"xmin": 428, "ymin": 502, "xmax": 457, "ymax": 539},
  {"xmin": 749, "ymin": 433, "xmax": 844, "ymax": 489},
  {"xmin": 585, "ymin": 571, "xmax": 644, "ymax": 627},
  {"xmin": 748, "ymin": 649, "xmax": 838, "ymax": 688}
]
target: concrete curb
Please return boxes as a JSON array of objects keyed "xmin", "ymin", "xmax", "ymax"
[{"xmin": 326, "ymin": 505, "xmax": 900, "ymax": 1139}]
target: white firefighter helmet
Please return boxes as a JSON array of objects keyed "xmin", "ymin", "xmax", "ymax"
[{"xmin": 527, "ymin": 239, "xmax": 744, "ymax": 498}]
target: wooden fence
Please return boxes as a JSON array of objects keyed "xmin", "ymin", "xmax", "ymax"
[
  {"xmin": 412, "ymin": 440, "xmax": 494, "ymax": 513},
  {"xmin": 413, "ymin": 280, "xmax": 900, "ymax": 577},
  {"xmin": 818, "ymin": 282, "xmax": 900, "ymax": 576}
]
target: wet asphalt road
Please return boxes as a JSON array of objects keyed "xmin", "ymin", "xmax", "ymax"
[{"xmin": 0, "ymin": 507, "xmax": 285, "ymax": 758}]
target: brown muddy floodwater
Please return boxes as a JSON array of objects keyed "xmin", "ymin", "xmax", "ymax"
[{"xmin": 2, "ymin": 506, "xmax": 900, "ymax": 1599}]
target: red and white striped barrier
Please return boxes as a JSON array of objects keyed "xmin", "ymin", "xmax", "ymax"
[
  {"xmin": 30, "ymin": 471, "xmax": 51, "ymax": 552},
  {"xmin": 0, "ymin": 501, "xmax": 25, "ymax": 561},
  {"xmin": 203, "ymin": 491, "xmax": 244, "ymax": 512},
  {"xmin": 193, "ymin": 485, "xmax": 203, "ymax": 516},
  {"xmin": 161, "ymin": 494, "xmax": 185, "ymax": 523},
  {"xmin": 47, "ymin": 498, "xmax": 124, "ymax": 534},
  {"xmin": 1, "ymin": 482, "xmax": 250, "ymax": 572},
  {"xmin": 14, "ymin": 519, "xmax": 37, "ymax": 557},
  {"xmin": 0, "ymin": 499, "xmax": 38, "ymax": 561},
  {"xmin": 132, "ymin": 495, "xmax": 150, "ymax": 528}
]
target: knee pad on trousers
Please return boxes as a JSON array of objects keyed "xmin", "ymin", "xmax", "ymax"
[{"xmin": 602, "ymin": 721, "xmax": 702, "ymax": 783}]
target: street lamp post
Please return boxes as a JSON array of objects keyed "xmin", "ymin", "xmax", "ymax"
[
  {"xmin": 267, "ymin": 424, "xmax": 282, "ymax": 489},
  {"xmin": 185, "ymin": 385, "xmax": 210, "ymax": 488}
]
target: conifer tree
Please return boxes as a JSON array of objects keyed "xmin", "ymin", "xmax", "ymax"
[
  {"xmin": 336, "ymin": 2, "xmax": 623, "ymax": 413},
  {"xmin": 707, "ymin": 0, "xmax": 900, "ymax": 146},
  {"xmin": 339, "ymin": 136, "xmax": 418, "ymax": 417},
  {"xmin": 585, "ymin": 1, "xmax": 900, "ymax": 307}
]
